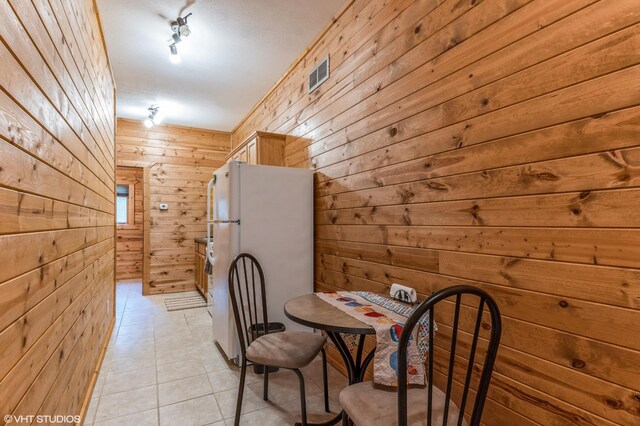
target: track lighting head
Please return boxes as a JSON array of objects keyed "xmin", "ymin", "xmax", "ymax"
[
  {"xmin": 170, "ymin": 13, "xmax": 192, "ymax": 38},
  {"xmin": 177, "ymin": 14, "xmax": 191, "ymax": 37},
  {"xmin": 144, "ymin": 106, "xmax": 160, "ymax": 128},
  {"xmin": 169, "ymin": 43, "xmax": 181, "ymax": 64},
  {"xmin": 179, "ymin": 24, "xmax": 191, "ymax": 38}
]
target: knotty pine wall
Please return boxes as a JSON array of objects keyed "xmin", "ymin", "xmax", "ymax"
[
  {"xmin": 115, "ymin": 166, "xmax": 143, "ymax": 280},
  {"xmin": 0, "ymin": 0, "xmax": 115, "ymax": 422},
  {"xmin": 232, "ymin": 0, "xmax": 640, "ymax": 424},
  {"xmin": 115, "ymin": 119, "xmax": 230, "ymax": 294}
]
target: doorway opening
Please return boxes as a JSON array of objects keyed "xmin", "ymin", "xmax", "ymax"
[{"xmin": 115, "ymin": 166, "xmax": 144, "ymax": 285}]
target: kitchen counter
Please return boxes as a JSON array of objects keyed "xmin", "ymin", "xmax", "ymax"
[{"xmin": 194, "ymin": 237, "xmax": 212, "ymax": 244}]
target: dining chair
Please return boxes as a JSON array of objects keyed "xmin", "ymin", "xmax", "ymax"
[
  {"xmin": 339, "ymin": 285, "xmax": 502, "ymax": 426},
  {"xmin": 228, "ymin": 253, "xmax": 330, "ymax": 426}
]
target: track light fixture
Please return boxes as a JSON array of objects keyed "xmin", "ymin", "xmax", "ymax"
[
  {"xmin": 143, "ymin": 106, "xmax": 160, "ymax": 128},
  {"xmin": 168, "ymin": 13, "xmax": 192, "ymax": 64}
]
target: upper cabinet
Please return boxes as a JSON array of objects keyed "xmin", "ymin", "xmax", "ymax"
[{"xmin": 226, "ymin": 131, "xmax": 286, "ymax": 166}]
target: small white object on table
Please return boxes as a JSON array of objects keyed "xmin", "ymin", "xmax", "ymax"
[{"xmin": 390, "ymin": 283, "xmax": 417, "ymax": 303}]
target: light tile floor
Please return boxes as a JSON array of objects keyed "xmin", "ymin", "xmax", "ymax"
[{"xmin": 84, "ymin": 280, "xmax": 347, "ymax": 425}]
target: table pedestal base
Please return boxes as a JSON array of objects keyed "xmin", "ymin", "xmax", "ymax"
[{"xmin": 295, "ymin": 332, "xmax": 375, "ymax": 426}]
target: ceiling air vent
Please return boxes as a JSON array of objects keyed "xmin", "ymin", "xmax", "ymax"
[{"xmin": 308, "ymin": 55, "xmax": 330, "ymax": 93}]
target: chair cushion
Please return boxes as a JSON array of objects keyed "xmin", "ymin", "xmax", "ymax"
[
  {"xmin": 339, "ymin": 381, "xmax": 467, "ymax": 426},
  {"xmin": 245, "ymin": 331, "xmax": 326, "ymax": 369}
]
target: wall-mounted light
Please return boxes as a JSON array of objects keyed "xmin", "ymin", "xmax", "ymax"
[
  {"xmin": 168, "ymin": 13, "xmax": 192, "ymax": 64},
  {"xmin": 144, "ymin": 106, "xmax": 160, "ymax": 128}
]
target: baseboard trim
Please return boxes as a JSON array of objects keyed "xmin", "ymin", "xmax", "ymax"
[{"xmin": 77, "ymin": 316, "xmax": 115, "ymax": 425}]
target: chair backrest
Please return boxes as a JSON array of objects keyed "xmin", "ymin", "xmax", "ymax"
[
  {"xmin": 397, "ymin": 285, "xmax": 502, "ymax": 426},
  {"xmin": 228, "ymin": 253, "xmax": 268, "ymax": 356}
]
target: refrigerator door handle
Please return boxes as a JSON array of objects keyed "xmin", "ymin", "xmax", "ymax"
[{"xmin": 212, "ymin": 219, "xmax": 240, "ymax": 224}]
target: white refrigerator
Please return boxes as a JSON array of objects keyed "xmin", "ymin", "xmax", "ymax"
[{"xmin": 206, "ymin": 161, "xmax": 313, "ymax": 361}]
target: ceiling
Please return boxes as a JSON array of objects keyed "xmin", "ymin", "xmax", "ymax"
[{"xmin": 97, "ymin": 0, "xmax": 344, "ymax": 132}]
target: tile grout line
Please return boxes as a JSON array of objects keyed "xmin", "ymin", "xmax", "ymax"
[
  {"xmin": 92, "ymin": 282, "xmax": 345, "ymax": 425},
  {"xmin": 92, "ymin": 283, "xmax": 128, "ymax": 425},
  {"xmin": 101, "ymin": 283, "xmax": 160, "ymax": 424}
]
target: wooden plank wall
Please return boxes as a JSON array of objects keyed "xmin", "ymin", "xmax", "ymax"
[
  {"xmin": 232, "ymin": 0, "xmax": 640, "ymax": 424},
  {"xmin": 0, "ymin": 0, "xmax": 115, "ymax": 422},
  {"xmin": 115, "ymin": 166, "xmax": 143, "ymax": 280},
  {"xmin": 115, "ymin": 119, "xmax": 230, "ymax": 294}
]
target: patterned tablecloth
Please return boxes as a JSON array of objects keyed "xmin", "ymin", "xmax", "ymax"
[{"xmin": 316, "ymin": 291, "xmax": 436, "ymax": 387}]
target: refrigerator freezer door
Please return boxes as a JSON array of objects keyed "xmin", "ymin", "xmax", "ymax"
[{"xmin": 209, "ymin": 162, "xmax": 241, "ymax": 360}]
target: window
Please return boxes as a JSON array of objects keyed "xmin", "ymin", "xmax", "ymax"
[{"xmin": 116, "ymin": 184, "xmax": 131, "ymax": 225}]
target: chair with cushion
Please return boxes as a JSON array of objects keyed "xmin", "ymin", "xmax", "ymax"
[
  {"xmin": 228, "ymin": 253, "xmax": 329, "ymax": 426},
  {"xmin": 339, "ymin": 285, "xmax": 502, "ymax": 426}
]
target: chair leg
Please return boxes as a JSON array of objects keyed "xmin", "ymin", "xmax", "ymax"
[
  {"xmin": 263, "ymin": 365, "xmax": 269, "ymax": 401},
  {"xmin": 234, "ymin": 358, "xmax": 248, "ymax": 426},
  {"xmin": 293, "ymin": 369, "xmax": 308, "ymax": 426},
  {"xmin": 320, "ymin": 348, "xmax": 330, "ymax": 413},
  {"xmin": 341, "ymin": 411, "xmax": 349, "ymax": 426}
]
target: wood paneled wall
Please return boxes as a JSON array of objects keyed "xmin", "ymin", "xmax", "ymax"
[
  {"xmin": 0, "ymin": 0, "xmax": 115, "ymax": 422},
  {"xmin": 116, "ymin": 119, "xmax": 230, "ymax": 294},
  {"xmin": 115, "ymin": 166, "xmax": 143, "ymax": 280},
  {"xmin": 232, "ymin": 0, "xmax": 640, "ymax": 424}
]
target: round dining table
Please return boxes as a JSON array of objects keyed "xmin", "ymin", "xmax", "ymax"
[{"xmin": 284, "ymin": 293, "xmax": 376, "ymax": 426}]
